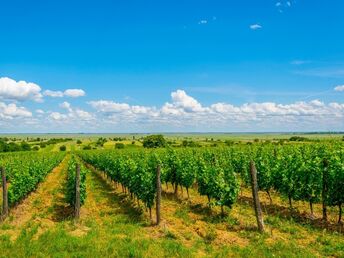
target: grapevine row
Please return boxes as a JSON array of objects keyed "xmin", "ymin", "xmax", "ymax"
[
  {"xmin": 65, "ymin": 155, "xmax": 87, "ymax": 207},
  {"xmin": 0, "ymin": 152, "xmax": 65, "ymax": 206},
  {"xmin": 78, "ymin": 142, "xmax": 344, "ymax": 222}
]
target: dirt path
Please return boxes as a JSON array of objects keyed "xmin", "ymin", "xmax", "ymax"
[{"xmin": 0, "ymin": 156, "xmax": 69, "ymax": 240}]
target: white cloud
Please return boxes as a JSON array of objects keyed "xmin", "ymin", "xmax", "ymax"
[
  {"xmin": 86, "ymin": 90, "xmax": 344, "ymax": 131},
  {"xmin": 49, "ymin": 112, "xmax": 67, "ymax": 121},
  {"xmin": 0, "ymin": 102, "xmax": 32, "ymax": 119},
  {"xmin": 334, "ymin": 85, "xmax": 344, "ymax": 92},
  {"xmin": 276, "ymin": 0, "xmax": 293, "ymax": 12},
  {"xmin": 250, "ymin": 24, "xmax": 262, "ymax": 30},
  {"xmin": 88, "ymin": 100, "xmax": 130, "ymax": 113},
  {"xmin": 59, "ymin": 101, "xmax": 72, "ymax": 112},
  {"xmin": 1, "ymin": 89, "xmax": 343, "ymax": 132},
  {"xmin": 198, "ymin": 20, "xmax": 208, "ymax": 25},
  {"xmin": 74, "ymin": 109, "xmax": 94, "ymax": 121},
  {"xmin": 169, "ymin": 89, "xmax": 204, "ymax": 112},
  {"xmin": 49, "ymin": 102, "xmax": 93, "ymax": 122},
  {"xmin": 64, "ymin": 89, "xmax": 86, "ymax": 98},
  {"xmin": 0, "ymin": 77, "xmax": 43, "ymax": 102},
  {"xmin": 44, "ymin": 90, "xmax": 64, "ymax": 98},
  {"xmin": 36, "ymin": 109, "xmax": 45, "ymax": 114},
  {"xmin": 44, "ymin": 88, "xmax": 86, "ymax": 98}
]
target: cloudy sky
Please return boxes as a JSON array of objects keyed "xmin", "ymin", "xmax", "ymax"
[{"xmin": 0, "ymin": 0, "xmax": 343, "ymax": 133}]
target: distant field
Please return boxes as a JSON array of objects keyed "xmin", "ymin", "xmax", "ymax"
[{"xmin": 0, "ymin": 132, "xmax": 343, "ymax": 141}]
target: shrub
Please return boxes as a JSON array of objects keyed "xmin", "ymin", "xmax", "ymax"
[
  {"xmin": 289, "ymin": 136, "xmax": 309, "ymax": 142},
  {"xmin": 60, "ymin": 145, "xmax": 67, "ymax": 151}
]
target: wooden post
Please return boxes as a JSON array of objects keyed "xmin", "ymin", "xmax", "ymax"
[
  {"xmin": 75, "ymin": 164, "xmax": 81, "ymax": 220},
  {"xmin": 156, "ymin": 165, "xmax": 162, "ymax": 225},
  {"xmin": 322, "ymin": 159, "xmax": 328, "ymax": 221},
  {"xmin": 174, "ymin": 183, "xmax": 178, "ymax": 197},
  {"xmin": 1, "ymin": 167, "xmax": 8, "ymax": 220},
  {"xmin": 250, "ymin": 161, "xmax": 265, "ymax": 233}
]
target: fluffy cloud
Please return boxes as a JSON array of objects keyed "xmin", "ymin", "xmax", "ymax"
[
  {"xmin": 87, "ymin": 90, "xmax": 344, "ymax": 131},
  {"xmin": 0, "ymin": 77, "xmax": 43, "ymax": 102},
  {"xmin": 48, "ymin": 101, "xmax": 94, "ymax": 122},
  {"xmin": 49, "ymin": 112, "xmax": 68, "ymax": 121},
  {"xmin": 64, "ymin": 89, "xmax": 86, "ymax": 98},
  {"xmin": 73, "ymin": 109, "xmax": 94, "ymax": 121},
  {"xmin": 59, "ymin": 101, "xmax": 72, "ymax": 112},
  {"xmin": 88, "ymin": 100, "xmax": 130, "ymax": 113},
  {"xmin": 44, "ymin": 90, "xmax": 64, "ymax": 97},
  {"xmin": 169, "ymin": 90, "xmax": 204, "ymax": 112},
  {"xmin": 334, "ymin": 85, "xmax": 344, "ymax": 92},
  {"xmin": 250, "ymin": 24, "xmax": 262, "ymax": 30},
  {"xmin": 0, "ymin": 102, "xmax": 32, "ymax": 119},
  {"xmin": 48, "ymin": 109, "xmax": 93, "ymax": 122},
  {"xmin": 44, "ymin": 89, "xmax": 86, "ymax": 98},
  {"xmin": 1, "ymin": 89, "xmax": 343, "ymax": 132},
  {"xmin": 36, "ymin": 109, "xmax": 45, "ymax": 114}
]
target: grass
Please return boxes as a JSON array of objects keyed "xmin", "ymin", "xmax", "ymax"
[{"xmin": 0, "ymin": 154, "xmax": 343, "ymax": 257}]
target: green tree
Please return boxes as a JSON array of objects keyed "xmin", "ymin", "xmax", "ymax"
[
  {"xmin": 20, "ymin": 141, "xmax": 31, "ymax": 151},
  {"xmin": 115, "ymin": 143, "xmax": 125, "ymax": 149},
  {"xmin": 142, "ymin": 135, "xmax": 167, "ymax": 148}
]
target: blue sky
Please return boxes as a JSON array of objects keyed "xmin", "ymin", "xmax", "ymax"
[{"xmin": 0, "ymin": 0, "xmax": 343, "ymax": 132}]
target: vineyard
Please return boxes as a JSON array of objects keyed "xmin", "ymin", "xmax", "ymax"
[
  {"xmin": 78, "ymin": 143, "xmax": 344, "ymax": 224},
  {"xmin": 0, "ymin": 140, "xmax": 343, "ymax": 257}
]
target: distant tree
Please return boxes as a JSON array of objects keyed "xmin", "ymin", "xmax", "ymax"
[
  {"xmin": 115, "ymin": 143, "xmax": 125, "ymax": 149},
  {"xmin": 289, "ymin": 136, "xmax": 309, "ymax": 142},
  {"xmin": 96, "ymin": 137, "xmax": 107, "ymax": 146},
  {"xmin": 142, "ymin": 135, "xmax": 167, "ymax": 148},
  {"xmin": 8, "ymin": 142, "xmax": 21, "ymax": 152},
  {"xmin": 20, "ymin": 141, "xmax": 31, "ymax": 151},
  {"xmin": 60, "ymin": 145, "xmax": 66, "ymax": 151},
  {"xmin": 0, "ymin": 140, "xmax": 6, "ymax": 152},
  {"xmin": 182, "ymin": 140, "xmax": 199, "ymax": 147}
]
